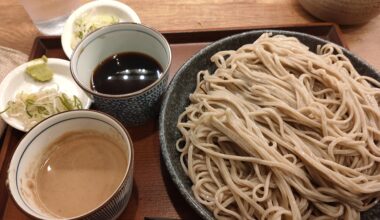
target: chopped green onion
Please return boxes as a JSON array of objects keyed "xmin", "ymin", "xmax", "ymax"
[
  {"xmin": 2, "ymin": 87, "xmax": 83, "ymax": 130},
  {"xmin": 73, "ymin": 95, "xmax": 83, "ymax": 109},
  {"xmin": 0, "ymin": 106, "xmax": 9, "ymax": 114}
]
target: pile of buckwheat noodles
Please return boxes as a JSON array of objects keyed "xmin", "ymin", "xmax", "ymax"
[{"xmin": 176, "ymin": 33, "xmax": 380, "ymax": 220}]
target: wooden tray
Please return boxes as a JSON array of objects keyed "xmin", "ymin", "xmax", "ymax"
[{"xmin": 0, "ymin": 23, "xmax": 346, "ymax": 220}]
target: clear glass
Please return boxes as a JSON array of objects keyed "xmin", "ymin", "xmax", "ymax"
[{"xmin": 19, "ymin": 0, "xmax": 83, "ymax": 35}]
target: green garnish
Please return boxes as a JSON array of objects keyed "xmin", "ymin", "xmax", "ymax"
[
  {"xmin": 0, "ymin": 106, "xmax": 9, "ymax": 114},
  {"xmin": 25, "ymin": 55, "xmax": 53, "ymax": 82},
  {"xmin": 59, "ymin": 93, "xmax": 75, "ymax": 110},
  {"xmin": 71, "ymin": 13, "xmax": 119, "ymax": 49},
  {"xmin": 2, "ymin": 88, "xmax": 83, "ymax": 130}
]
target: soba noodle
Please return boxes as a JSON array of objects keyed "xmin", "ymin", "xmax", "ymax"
[{"xmin": 176, "ymin": 33, "xmax": 380, "ymax": 220}]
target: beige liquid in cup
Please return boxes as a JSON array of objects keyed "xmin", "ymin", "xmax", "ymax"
[{"xmin": 32, "ymin": 130, "xmax": 128, "ymax": 218}]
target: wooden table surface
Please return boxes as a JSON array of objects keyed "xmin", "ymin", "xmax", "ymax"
[
  {"xmin": 0, "ymin": 0, "xmax": 379, "ymax": 70},
  {"xmin": 0, "ymin": 1, "xmax": 379, "ymax": 220}
]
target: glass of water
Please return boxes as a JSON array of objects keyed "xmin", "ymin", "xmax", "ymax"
[{"xmin": 19, "ymin": 0, "xmax": 83, "ymax": 35}]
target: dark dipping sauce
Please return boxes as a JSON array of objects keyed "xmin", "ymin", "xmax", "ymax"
[{"xmin": 92, "ymin": 52, "xmax": 163, "ymax": 95}]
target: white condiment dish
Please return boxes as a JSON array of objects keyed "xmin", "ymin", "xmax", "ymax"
[
  {"xmin": 7, "ymin": 110, "xmax": 134, "ymax": 219},
  {"xmin": 61, "ymin": 0, "xmax": 141, "ymax": 59},
  {"xmin": 0, "ymin": 58, "xmax": 92, "ymax": 132}
]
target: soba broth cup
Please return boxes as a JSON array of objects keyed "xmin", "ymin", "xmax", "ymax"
[
  {"xmin": 7, "ymin": 110, "xmax": 134, "ymax": 220},
  {"xmin": 70, "ymin": 22, "xmax": 171, "ymax": 126}
]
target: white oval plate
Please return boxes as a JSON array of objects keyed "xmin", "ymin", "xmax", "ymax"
[
  {"xmin": 61, "ymin": 0, "xmax": 141, "ymax": 59},
  {"xmin": 0, "ymin": 58, "xmax": 92, "ymax": 132}
]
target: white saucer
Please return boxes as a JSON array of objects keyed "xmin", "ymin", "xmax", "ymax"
[
  {"xmin": 0, "ymin": 58, "xmax": 92, "ymax": 132},
  {"xmin": 61, "ymin": 0, "xmax": 141, "ymax": 59}
]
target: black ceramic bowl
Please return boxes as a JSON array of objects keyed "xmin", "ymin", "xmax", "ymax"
[{"xmin": 159, "ymin": 30, "xmax": 380, "ymax": 220}]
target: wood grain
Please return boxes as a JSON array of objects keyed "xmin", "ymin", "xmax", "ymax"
[
  {"xmin": 0, "ymin": 0, "xmax": 379, "ymax": 220},
  {"xmin": 0, "ymin": 0, "xmax": 378, "ymax": 69}
]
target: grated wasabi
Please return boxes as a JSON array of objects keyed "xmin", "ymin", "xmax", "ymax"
[{"xmin": 25, "ymin": 55, "xmax": 54, "ymax": 82}]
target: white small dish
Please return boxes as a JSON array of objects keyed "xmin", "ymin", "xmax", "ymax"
[
  {"xmin": 0, "ymin": 58, "xmax": 92, "ymax": 132},
  {"xmin": 61, "ymin": 0, "xmax": 141, "ymax": 59}
]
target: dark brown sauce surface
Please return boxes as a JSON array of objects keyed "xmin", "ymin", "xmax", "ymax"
[{"xmin": 92, "ymin": 52, "xmax": 163, "ymax": 95}]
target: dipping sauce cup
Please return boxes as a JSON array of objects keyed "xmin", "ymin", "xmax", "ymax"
[
  {"xmin": 7, "ymin": 110, "xmax": 134, "ymax": 219},
  {"xmin": 70, "ymin": 23, "xmax": 171, "ymax": 126}
]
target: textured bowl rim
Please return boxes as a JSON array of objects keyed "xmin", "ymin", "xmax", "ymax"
[
  {"xmin": 159, "ymin": 29, "xmax": 380, "ymax": 220},
  {"xmin": 7, "ymin": 109, "xmax": 134, "ymax": 220},
  {"xmin": 61, "ymin": 0, "xmax": 141, "ymax": 59},
  {"xmin": 70, "ymin": 22, "xmax": 172, "ymax": 100}
]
